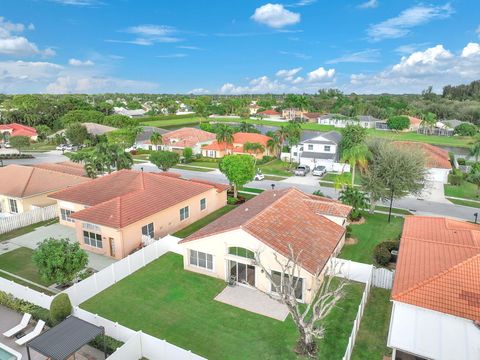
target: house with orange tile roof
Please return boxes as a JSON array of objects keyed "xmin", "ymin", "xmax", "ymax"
[
  {"xmin": 201, "ymin": 132, "xmax": 272, "ymax": 159},
  {"xmin": 257, "ymin": 109, "xmax": 282, "ymax": 119},
  {"xmin": 158, "ymin": 127, "xmax": 216, "ymax": 154},
  {"xmin": 0, "ymin": 123, "xmax": 38, "ymax": 141},
  {"xmin": 388, "ymin": 216, "xmax": 480, "ymax": 360},
  {"xmin": 48, "ymin": 170, "xmax": 228, "ymax": 259},
  {"xmin": 0, "ymin": 164, "xmax": 90, "ymax": 215},
  {"xmin": 179, "ymin": 188, "xmax": 351, "ymax": 303},
  {"xmin": 393, "ymin": 141, "xmax": 452, "ymax": 183},
  {"xmin": 33, "ymin": 161, "xmax": 87, "ymax": 177}
]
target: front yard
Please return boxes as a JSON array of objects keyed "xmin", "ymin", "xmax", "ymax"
[
  {"xmin": 339, "ymin": 213, "xmax": 404, "ymax": 264},
  {"xmin": 81, "ymin": 253, "xmax": 365, "ymax": 360},
  {"xmin": 0, "ymin": 247, "xmax": 52, "ymax": 287},
  {"xmin": 444, "ymin": 180, "xmax": 479, "ymax": 200}
]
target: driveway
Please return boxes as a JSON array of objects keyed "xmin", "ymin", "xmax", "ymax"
[
  {"xmin": 1, "ymin": 150, "xmax": 69, "ymax": 166},
  {"xmin": 6, "ymin": 223, "xmax": 116, "ymax": 271}
]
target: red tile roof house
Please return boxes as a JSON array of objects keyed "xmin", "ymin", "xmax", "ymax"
[
  {"xmin": 393, "ymin": 141, "xmax": 452, "ymax": 183},
  {"xmin": 388, "ymin": 216, "xmax": 480, "ymax": 360},
  {"xmin": 201, "ymin": 132, "xmax": 272, "ymax": 159},
  {"xmin": 257, "ymin": 109, "xmax": 283, "ymax": 120},
  {"xmin": 48, "ymin": 170, "xmax": 228, "ymax": 259},
  {"xmin": 159, "ymin": 127, "xmax": 216, "ymax": 155},
  {"xmin": 0, "ymin": 123, "xmax": 38, "ymax": 142},
  {"xmin": 179, "ymin": 188, "xmax": 352, "ymax": 304}
]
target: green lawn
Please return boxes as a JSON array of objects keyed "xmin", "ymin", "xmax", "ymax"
[
  {"xmin": 240, "ymin": 187, "xmax": 265, "ymax": 194},
  {"xmin": 365, "ymin": 129, "xmax": 473, "ymax": 148},
  {"xmin": 0, "ymin": 271, "xmax": 55, "ymax": 295},
  {"xmin": 26, "ymin": 143, "xmax": 57, "ymax": 152},
  {"xmin": 188, "ymin": 160, "xmax": 219, "ymax": 169},
  {"xmin": 374, "ymin": 206, "xmax": 412, "ymax": 215},
  {"xmin": 140, "ymin": 117, "xmax": 202, "ymax": 127},
  {"xmin": 322, "ymin": 171, "xmax": 362, "ymax": 186},
  {"xmin": 446, "ymin": 197, "xmax": 480, "ymax": 208},
  {"xmin": 132, "ymin": 154, "xmax": 150, "ymax": 161},
  {"xmin": 258, "ymin": 159, "xmax": 292, "ymax": 177},
  {"xmin": 0, "ymin": 247, "xmax": 52, "ymax": 287},
  {"xmin": 173, "ymin": 205, "xmax": 236, "ymax": 238},
  {"xmin": 444, "ymin": 181, "xmax": 479, "ymax": 200},
  {"xmin": 173, "ymin": 165, "xmax": 214, "ymax": 172},
  {"xmin": 351, "ymin": 288, "xmax": 392, "ymax": 360},
  {"xmin": 81, "ymin": 253, "xmax": 364, "ymax": 360},
  {"xmin": 0, "ymin": 218, "xmax": 58, "ymax": 243},
  {"xmin": 339, "ymin": 213, "xmax": 404, "ymax": 264}
]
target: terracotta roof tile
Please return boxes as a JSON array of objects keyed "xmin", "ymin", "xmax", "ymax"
[
  {"xmin": 203, "ymin": 132, "xmax": 272, "ymax": 152},
  {"xmin": 33, "ymin": 162, "xmax": 87, "ymax": 177},
  {"xmin": 0, "ymin": 123, "xmax": 37, "ymax": 137},
  {"xmin": 0, "ymin": 164, "xmax": 90, "ymax": 198},
  {"xmin": 392, "ymin": 216, "xmax": 480, "ymax": 321},
  {"xmin": 49, "ymin": 170, "xmax": 226, "ymax": 228},
  {"xmin": 393, "ymin": 141, "xmax": 451, "ymax": 169},
  {"xmin": 181, "ymin": 188, "xmax": 348, "ymax": 274},
  {"xmin": 163, "ymin": 127, "xmax": 215, "ymax": 148},
  {"xmin": 258, "ymin": 110, "xmax": 281, "ymax": 116}
]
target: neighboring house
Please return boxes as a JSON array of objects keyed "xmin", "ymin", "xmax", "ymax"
[
  {"xmin": 257, "ymin": 109, "xmax": 282, "ymax": 119},
  {"xmin": 301, "ymin": 112, "xmax": 323, "ymax": 123},
  {"xmin": 49, "ymin": 170, "xmax": 228, "ymax": 259},
  {"xmin": 282, "ymin": 108, "xmax": 306, "ymax": 121},
  {"xmin": 407, "ymin": 116, "xmax": 422, "ymax": 131},
  {"xmin": 0, "ymin": 123, "xmax": 38, "ymax": 142},
  {"xmin": 160, "ymin": 127, "xmax": 216, "ymax": 155},
  {"xmin": 180, "ymin": 188, "xmax": 351, "ymax": 303},
  {"xmin": 388, "ymin": 216, "xmax": 480, "ymax": 360},
  {"xmin": 0, "ymin": 164, "xmax": 90, "ymax": 214},
  {"xmin": 133, "ymin": 126, "xmax": 169, "ymax": 150},
  {"xmin": 441, "ymin": 119, "xmax": 469, "ymax": 130},
  {"xmin": 248, "ymin": 103, "xmax": 260, "ymax": 115},
  {"xmin": 318, "ymin": 114, "xmax": 381, "ymax": 129},
  {"xmin": 113, "ymin": 107, "xmax": 146, "ymax": 118},
  {"xmin": 33, "ymin": 161, "xmax": 87, "ymax": 177},
  {"xmin": 289, "ymin": 131, "xmax": 347, "ymax": 171},
  {"xmin": 202, "ymin": 132, "xmax": 272, "ymax": 159},
  {"xmin": 393, "ymin": 141, "xmax": 451, "ymax": 183}
]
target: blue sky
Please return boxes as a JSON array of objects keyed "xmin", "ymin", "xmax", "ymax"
[{"xmin": 1, "ymin": 0, "xmax": 480, "ymax": 94}]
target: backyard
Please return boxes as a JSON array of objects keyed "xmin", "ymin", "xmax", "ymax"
[
  {"xmin": 173, "ymin": 205, "xmax": 236, "ymax": 238},
  {"xmin": 339, "ymin": 213, "xmax": 404, "ymax": 264},
  {"xmin": 81, "ymin": 253, "xmax": 365, "ymax": 360}
]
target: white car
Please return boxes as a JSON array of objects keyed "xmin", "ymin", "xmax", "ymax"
[
  {"xmin": 312, "ymin": 166, "xmax": 327, "ymax": 177},
  {"xmin": 56, "ymin": 144, "xmax": 67, "ymax": 150},
  {"xmin": 254, "ymin": 171, "xmax": 265, "ymax": 181}
]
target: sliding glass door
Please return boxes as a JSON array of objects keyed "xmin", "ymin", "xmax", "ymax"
[{"xmin": 229, "ymin": 260, "xmax": 255, "ymax": 287}]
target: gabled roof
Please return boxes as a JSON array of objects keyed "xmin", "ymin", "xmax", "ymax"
[
  {"xmin": 202, "ymin": 132, "xmax": 272, "ymax": 152},
  {"xmin": 408, "ymin": 116, "xmax": 422, "ymax": 127},
  {"xmin": 302, "ymin": 112, "xmax": 323, "ymax": 119},
  {"xmin": 136, "ymin": 126, "xmax": 169, "ymax": 143},
  {"xmin": 0, "ymin": 164, "xmax": 90, "ymax": 198},
  {"xmin": 302, "ymin": 131, "xmax": 341, "ymax": 145},
  {"xmin": 393, "ymin": 141, "xmax": 451, "ymax": 169},
  {"xmin": 392, "ymin": 216, "xmax": 480, "ymax": 321},
  {"xmin": 163, "ymin": 127, "xmax": 216, "ymax": 148},
  {"xmin": 49, "ymin": 170, "xmax": 227, "ymax": 229},
  {"xmin": 258, "ymin": 109, "xmax": 281, "ymax": 116},
  {"xmin": 0, "ymin": 123, "xmax": 37, "ymax": 137},
  {"xmin": 181, "ymin": 188, "xmax": 350, "ymax": 274},
  {"xmin": 33, "ymin": 162, "xmax": 87, "ymax": 177}
]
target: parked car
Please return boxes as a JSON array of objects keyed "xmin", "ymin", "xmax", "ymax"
[
  {"xmin": 294, "ymin": 165, "xmax": 310, "ymax": 176},
  {"xmin": 312, "ymin": 166, "xmax": 327, "ymax": 177},
  {"xmin": 254, "ymin": 171, "xmax": 265, "ymax": 181},
  {"xmin": 4, "ymin": 142, "xmax": 11, "ymax": 148},
  {"xmin": 56, "ymin": 144, "xmax": 67, "ymax": 150}
]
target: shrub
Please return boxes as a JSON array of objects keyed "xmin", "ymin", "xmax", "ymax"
[
  {"xmin": 373, "ymin": 241, "xmax": 399, "ymax": 266},
  {"xmin": 457, "ymin": 158, "xmax": 466, "ymax": 165},
  {"xmin": 50, "ymin": 293, "xmax": 72, "ymax": 325},
  {"xmin": 448, "ymin": 152, "xmax": 456, "ymax": 169},
  {"xmin": 387, "ymin": 115, "xmax": 410, "ymax": 130},
  {"xmin": 345, "ymin": 225, "xmax": 352, "ymax": 238},
  {"xmin": 448, "ymin": 173, "xmax": 463, "ymax": 186},
  {"xmin": 349, "ymin": 209, "xmax": 362, "ymax": 221},
  {"xmin": 0, "ymin": 290, "xmax": 52, "ymax": 326},
  {"xmin": 89, "ymin": 335, "xmax": 124, "ymax": 355},
  {"xmin": 454, "ymin": 123, "xmax": 477, "ymax": 136},
  {"xmin": 227, "ymin": 196, "xmax": 237, "ymax": 205}
]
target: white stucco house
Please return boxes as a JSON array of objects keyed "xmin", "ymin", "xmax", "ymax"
[
  {"xmin": 287, "ymin": 131, "xmax": 349, "ymax": 172},
  {"xmin": 388, "ymin": 216, "xmax": 480, "ymax": 360},
  {"xmin": 113, "ymin": 107, "xmax": 146, "ymax": 118},
  {"xmin": 179, "ymin": 188, "xmax": 352, "ymax": 304},
  {"xmin": 318, "ymin": 114, "xmax": 382, "ymax": 129}
]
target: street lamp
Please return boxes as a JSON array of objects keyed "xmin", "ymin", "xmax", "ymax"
[
  {"xmin": 474, "ymin": 212, "xmax": 478, "ymax": 224},
  {"xmin": 271, "ymin": 184, "xmax": 275, "ymax": 190}
]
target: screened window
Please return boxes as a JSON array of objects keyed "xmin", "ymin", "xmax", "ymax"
[
  {"xmin": 189, "ymin": 250, "xmax": 213, "ymax": 270},
  {"xmin": 180, "ymin": 206, "xmax": 189, "ymax": 221},
  {"xmin": 200, "ymin": 198, "xmax": 207, "ymax": 211},
  {"xmin": 324, "ymin": 145, "xmax": 331, "ymax": 152},
  {"xmin": 141, "ymin": 222, "xmax": 154, "ymax": 238},
  {"xmin": 228, "ymin": 247, "xmax": 254, "ymax": 259},
  {"xmin": 270, "ymin": 270, "xmax": 304, "ymax": 301},
  {"xmin": 307, "ymin": 144, "xmax": 314, "ymax": 151},
  {"xmin": 9, "ymin": 199, "xmax": 18, "ymax": 213},
  {"xmin": 83, "ymin": 231, "xmax": 102, "ymax": 248},
  {"xmin": 60, "ymin": 208, "xmax": 75, "ymax": 222}
]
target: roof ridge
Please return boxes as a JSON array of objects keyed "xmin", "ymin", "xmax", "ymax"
[
  {"xmin": 402, "ymin": 235, "xmax": 480, "ymax": 250},
  {"xmin": 393, "ymin": 252, "xmax": 480, "ymax": 302},
  {"xmin": 20, "ymin": 166, "xmax": 36, "ymax": 197}
]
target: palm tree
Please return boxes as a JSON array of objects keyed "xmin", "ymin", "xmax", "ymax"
[
  {"xmin": 216, "ymin": 124, "xmax": 234, "ymax": 153},
  {"xmin": 275, "ymin": 127, "xmax": 289, "ymax": 149},
  {"xmin": 339, "ymin": 186, "xmax": 369, "ymax": 220},
  {"xmin": 243, "ymin": 142, "xmax": 265, "ymax": 167},
  {"xmin": 150, "ymin": 131, "xmax": 163, "ymax": 150},
  {"xmin": 341, "ymin": 144, "xmax": 369, "ymax": 186},
  {"xmin": 238, "ymin": 121, "xmax": 256, "ymax": 133},
  {"xmin": 420, "ymin": 112, "xmax": 437, "ymax": 134},
  {"xmin": 471, "ymin": 137, "xmax": 480, "ymax": 162},
  {"xmin": 266, "ymin": 134, "xmax": 282, "ymax": 158}
]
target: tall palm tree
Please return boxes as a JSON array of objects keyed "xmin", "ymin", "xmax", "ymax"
[
  {"xmin": 150, "ymin": 131, "xmax": 163, "ymax": 150},
  {"xmin": 216, "ymin": 124, "xmax": 234, "ymax": 153},
  {"xmin": 275, "ymin": 127, "xmax": 289, "ymax": 149},
  {"xmin": 266, "ymin": 134, "xmax": 282, "ymax": 158},
  {"xmin": 243, "ymin": 142, "xmax": 265, "ymax": 167},
  {"xmin": 342, "ymin": 144, "xmax": 369, "ymax": 186},
  {"xmin": 238, "ymin": 121, "xmax": 255, "ymax": 133},
  {"xmin": 471, "ymin": 137, "xmax": 480, "ymax": 162}
]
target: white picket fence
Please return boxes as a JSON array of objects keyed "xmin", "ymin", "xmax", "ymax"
[
  {"xmin": 372, "ymin": 267, "xmax": 395, "ymax": 289},
  {"xmin": 74, "ymin": 307, "xmax": 205, "ymax": 360},
  {"xmin": 0, "ymin": 204, "xmax": 58, "ymax": 234},
  {"xmin": 0, "ymin": 277, "xmax": 54, "ymax": 308},
  {"xmin": 63, "ymin": 235, "xmax": 183, "ymax": 306}
]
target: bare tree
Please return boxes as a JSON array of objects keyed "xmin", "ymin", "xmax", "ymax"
[{"xmin": 253, "ymin": 246, "xmax": 347, "ymax": 358}]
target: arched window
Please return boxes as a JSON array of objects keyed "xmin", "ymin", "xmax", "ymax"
[{"xmin": 228, "ymin": 247, "xmax": 254, "ymax": 259}]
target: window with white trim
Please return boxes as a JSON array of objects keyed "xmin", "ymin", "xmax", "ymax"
[
  {"xmin": 307, "ymin": 144, "xmax": 314, "ymax": 151},
  {"xmin": 141, "ymin": 222, "xmax": 154, "ymax": 238},
  {"xmin": 200, "ymin": 198, "xmax": 207, "ymax": 211},
  {"xmin": 60, "ymin": 208, "xmax": 75, "ymax": 222},
  {"xmin": 270, "ymin": 270, "xmax": 304, "ymax": 301},
  {"xmin": 9, "ymin": 199, "xmax": 18, "ymax": 213},
  {"xmin": 324, "ymin": 145, "xmax": 331, "ymax": 152},
  {"xmin": 189, "ymin": 250, "xmax": 213, "ymax": 270},
  {"xmin": 180, "ymin": 206, "xmax": 189, "ymax": 221},
  {"xmin": 83, "ymin": 231, "xmax": 102, "ymax": 248}
]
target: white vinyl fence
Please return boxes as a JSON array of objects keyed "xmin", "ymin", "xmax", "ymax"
[
  {"xmin": 63, "ymin": 235, "xmax": 183, "ymax": 307},
  {"xmin": 0, "ymin": 277, "xmax": 54, "ymax": 308},
  {"xmin": 0, "ymin": 204, "xmax": 57, "ymax": 234}
]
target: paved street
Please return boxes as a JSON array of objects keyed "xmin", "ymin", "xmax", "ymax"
[{"xmin": 1, "ymin": 150, "xmax": 69, "ymax": 165}]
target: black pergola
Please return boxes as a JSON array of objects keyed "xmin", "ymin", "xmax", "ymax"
[{"xmin": 26, "ymin": 316, "xmax": 106, "ymax": 360}]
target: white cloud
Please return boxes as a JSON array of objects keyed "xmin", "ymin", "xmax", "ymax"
[
  {"xmin": 189, "ymin": 88, "xmax": 210, "ymax": 95},
  {"xmin": 367, "ymin": 4, "xmax": 453, "ymax": 41},
  {"xmin": 110, "ymin": 24, "xmax": 181, "ymax": 45},
  {"xmin": 278, "ymin": 50, "xmax": 311, "ymax": 59},
  {"xmin": 251, "ymin": 4, "xmax": 300, "ymax": 29},
  {"xmin": 177, "ymin": 45, "xmax": 201, "ymax": 50},
  {"xmin": 347, "ymin": 43, "xmax": 480, "ymax": 94},
  {"xmin": 156, "ymin": 53, "xmax": 187, "ymax": 58},
  {"xmin": 46, "ymin": 76, "xmax": 157, "ymax": 94},
  {"xmin": 126, "ymin": 25, "xmax": 175, "ymax": 37},
  {"xmin": 358, "ymin": 0, "xmax": 378, "ymax": 9},
  {"xmin": 327, "ymin": 49, "xmax": 380, "ymax": 64},
  {"xmin": 477, "ymin": 25, "xmax": 480, "ymax": 37},
  {"xmin": 0, "ymin": 17, "xmax": 55, "ymax": 57},
  {"xmin": 50, "ymin": 0, "xmax": 100, "ymax": 6},
  {"xmin": 461, "ymin": 42, "xmax": 480, "ymax": 58},
  {"xmin": 276, "ymin": 67, "xmax": 302, "ymax": 79},
  {"xmin": 288, "ymin": 0, "xmax": 316, "ymax": 7},
  {"xmin": 307, "ymin": 67, "xmax": 335, "ymax": 82},
  {"xmin": 68, "ymin": 58, "xmax": 94, "ymax": 66},
  {"xmin": 221, "ymin": 76, "xmax": 287, "ymax": 94}
]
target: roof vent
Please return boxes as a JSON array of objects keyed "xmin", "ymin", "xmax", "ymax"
[{"xmin": 245, "ymin": 208, "xmax": 249, "ymax": 212}]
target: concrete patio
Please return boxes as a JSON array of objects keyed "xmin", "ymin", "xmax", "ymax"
[
  {"xmin": 3, "ymin": 223, "xmax": 116, "ymax": 271},
  {"xmin": 215, "ymin": 285, "xmax": 289, "ymax": 321},
  {"xmin": 0, "ymin": 305, "xmax": 104, "ymax": 360}
]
